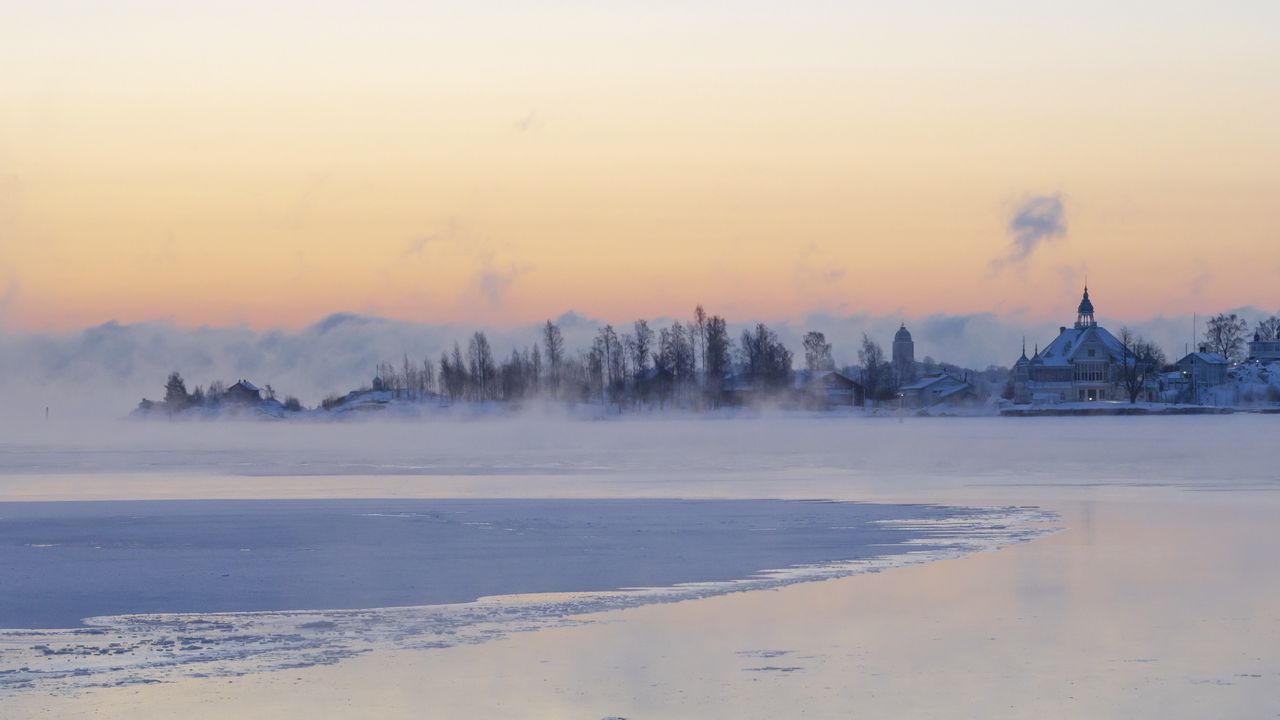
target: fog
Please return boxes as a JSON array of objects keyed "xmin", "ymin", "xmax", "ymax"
[{"xmin": 1, "ymin": 306, "xmax": 1273, "ymax": 423}]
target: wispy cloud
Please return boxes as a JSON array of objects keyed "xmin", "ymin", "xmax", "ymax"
[
  {"xmin": 473, "ymin": 259, "xmax": 529, "ymax": 307},
  {"xmin": 991, "ymin": 193, "xmax": 1067, "ymax": 272},
  {"xmin": 402, "ymin": 218, "xmax": 463, "ymax": 258},
  {"xmin": 401, "ymin": 219, "xmax": 530, "ymax": 309},
  {"xmin": 514, "ymin": 109, "xmax": 539, "ymax": 133}
]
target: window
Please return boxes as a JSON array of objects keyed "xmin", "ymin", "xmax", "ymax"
[{"xmin": 1088, "ymin": 349, "xmax": 1095, "ymax": 357}]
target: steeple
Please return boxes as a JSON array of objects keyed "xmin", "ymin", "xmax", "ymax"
[{"xmin": 1075, "ymin": 285, "xmax": 1096, "ymax": 329}]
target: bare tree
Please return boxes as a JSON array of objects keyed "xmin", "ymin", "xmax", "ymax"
[
  {"xmin": 206, "ymin": 380, "xmax": 226, "ymax": 406},
  {"xmin": 802, "ymin": 331, "xmax": 835, "ymax": 373},
  {"xmin": 738, "ymin": 323, "xmax": 793, "ymax": 393},
  {"xmin": 1118, "ymin": 327, "xmax": 1163, "ymax": 404},
  {"xmin": 1255, "ymin": 316, "xmax": 1280, "ymax": 342},
  {"xmin": 468, "ymin": 332, "xmax": 497, "ymax": 401},
  {"xmin": 631, "ymin": 319, "xmax": 653, "ymax": 375},
  {"xmin": 420, "ymin": 357, "xmax": 436, "ymax": 396},
  {"xmin": 440, "ymin": 343, "xmax": 468, "ymax": 402},
  {"xmin": 542, "ymin": 320, "xmax": 565, "ymax": 398},
  {"xmin": 858, "ymin": 334, "xmax": 888, "ymax": 401},
  {"xmin": 694, "ymin": 305, "xmax": 708, "ymax": 377},
  {"xmin": 1203, "ymin": 313, "xmax": 1249, "ymax": 362}
]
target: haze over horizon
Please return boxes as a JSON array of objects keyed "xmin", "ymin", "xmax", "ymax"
[{"xmin": 2, "ymin": 2, "xmax": 1278, "ymax": 333}]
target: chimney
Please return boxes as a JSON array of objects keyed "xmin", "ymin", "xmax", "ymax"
[{"xmin": 1060, "ymin": 327, "xmax": 1067, "ymax": 334}]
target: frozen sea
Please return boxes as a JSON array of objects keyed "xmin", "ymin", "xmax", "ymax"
[
  {"xmin": 0, "ymin": 497, "xmax": 1027, "ymax": 629},
  {"xmin": 1, "ymin": 414, "xmax": 1277, "ymax": 718}
]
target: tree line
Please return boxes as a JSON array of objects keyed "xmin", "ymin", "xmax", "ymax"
[{"xmin": 329, "ymin": 306, "xmax": 920, "ymax": 411}]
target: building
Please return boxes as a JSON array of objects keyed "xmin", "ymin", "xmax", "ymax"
[
  {"xmin": 899, "ymin": 372, "xmax": 975, "ymax": 409},
  {"xmin": 794, "ymin": 370, "xmax": 865, "ymax": 408},
  {"xmin": 892, "ymin": 323, "xmax": 917, "ymax": 386},
  {"xmin": 1174, "ymin": 349, "xmax": 1229, "ymax": 403},
  {"xmin": 1011, "ymin": 287, "xmax": 1152, "ymax": 403},
  {"xmin": 224, "ymin": 380, "xmax": 263, "ymax": 404},
  {"xmin": 1248, "ymin": 332, "xmax": 1280, "ymax": 363}
]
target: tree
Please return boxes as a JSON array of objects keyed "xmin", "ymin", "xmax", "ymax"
[
  {"xmin": 661, "ymin": 321, "xmax": 696, "ymax": 398},
  {"xmin": 1203, "ymin": 313, "xmax": 1249, "ymax": 362},
  {"xmin": 694, "ymin": 305, "xmax": 708, "ymax": 377},
  {"xmin": 631, "ymin": 319, "xmax": 653, "ymax": 376},
  {"xmin": 1118, "ymin": 327, "xmax": 1164, "ymax": 404},
  {"xmin": 440, "ymin": 343, "xmax": 468, "ymax": 402},
  {"xmin": 164, "ymin": 372, "xmax": 190, "ymax": 411},
  {"xmin": 530, "ymin": 343, "xmax": 543, "ymax": 394},
  {"xmin": 703, "ymin": 315, "xmax": 731, "ymax": 403},
  {"xmin": 206, "ymin": 380, "xmax": 226, "ymax": 406},
  {"xmin": 468, "ymin": 332, "xmax": 497, "ymax": 401},
  {"xmin": 500, "ymin": 348, "xmax": 531, "ymax": 402},
  {"xmin": 858, "ymin": 334, "xmax": 888, "ymax": 401},
  {"xmin": 802, "ymin": 331, "xmax": 835, "ymax": 373},
  {"xmin": 738, "ymin": 323, "xmax": 793, "ymax": 393},
  {"xmin": 1255, "ymin": 316, "xmax": 1280, "ymax": 342},
  {"xmin": 542, "ymin": 320, "xmax": 565, "ymax": 397},
  {"xmin": 283, "ymin": 396, "xmax": 303, "ymax": 412},
  {"xmin": 402, "ymin": 353, "xmax": 415, "ymax": 400},
  {"xmin": 420, "ymin": 357, "xmax": 436, "ymax": 396}
]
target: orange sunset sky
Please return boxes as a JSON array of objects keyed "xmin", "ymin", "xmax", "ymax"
[{"xmin": 1, "ymin": 1, "xmax": 1277, "ymax": 332}]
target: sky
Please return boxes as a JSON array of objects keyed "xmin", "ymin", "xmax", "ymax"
[{"xmin": 1, "ymin": 1, "xmax": 1278, "ymax": 333}]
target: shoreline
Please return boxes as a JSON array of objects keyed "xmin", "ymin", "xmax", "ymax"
[{"xmin": 9, "ymin": 490, "xmax": 1278, "ymax": 719}]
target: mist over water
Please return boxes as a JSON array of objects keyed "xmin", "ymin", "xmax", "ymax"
[{"xmin": 3, "ymin": 306, "xmax": 1275, "ymax": 423}]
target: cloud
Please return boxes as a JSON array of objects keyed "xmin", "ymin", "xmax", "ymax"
[
  {"xmin": 402, "ymin": 218, "xmax": 463, "ymax": 258},
  {"xmin": 992, "ymin": 193, "xmax": 1067, "ymax": 271},
  {"xmin": 401, "ymin": 219, "xmax": 530, "ymax": 310},
  {"xmin": 1189, "ymin": 270, "xmax": 1211, "ymax": 297},
  {"xmin": 473, "ymin": 259, "xmax": 529, "ymax": 307},
  {"xmin": 514, "ymin": 109, "xmax": 539, "ymax": 133}
]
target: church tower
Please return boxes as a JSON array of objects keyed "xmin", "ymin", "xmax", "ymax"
[
  {"xmin": 1075, "ymin": 286, "xmax": 1096, "ymax": 329},
  {"xmin": 892, "ymin": 323, "xmax": 916, "ymax": 385}
]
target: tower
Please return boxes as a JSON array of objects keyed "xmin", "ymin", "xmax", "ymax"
[
  {"xmin": 892, "ymin": 323, "xmax": 916, "ymax": 384},
  {"xmin": 1075, "ymin": 286, "xmax": 1096, "ymax": 329}
]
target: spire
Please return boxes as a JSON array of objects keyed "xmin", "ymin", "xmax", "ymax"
[{"xmin": 1075, "ymin": 285, "xmax": 1096, "ymax": 329}]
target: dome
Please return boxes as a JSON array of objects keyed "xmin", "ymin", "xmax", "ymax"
[
  {"xmin": 894, "ymin": 323, "xmax": 912, "ymax": 343},
  {"xmin": 1077, "ymin": 287, "xmax": 1095, "ymax": 315}
]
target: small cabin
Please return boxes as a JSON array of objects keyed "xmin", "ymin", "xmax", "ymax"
[
  {"xmin": 224, "ymin": 380, "xmax": 263, "ymax": 405},
  {"xmin": 794, "ymin": 370, "xmax": 865, "ymax": 408}
]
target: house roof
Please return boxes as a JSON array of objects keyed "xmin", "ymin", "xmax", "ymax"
[
  {"xmin": 899, "ymin": 373, "xmax": 969, "ymax": 392},
  {"xmin": 1177, "ymin": 351, "xmax": 1229, "ymax": 366},
  {"xmin": 792, "ymin": 370, "xmax": 862, "ymax": 391},
  {"xmin": 231, "ymin": 380, "xmax": 260, "ymax": 392},
  {"xmin": 1032, "ymin": 324, "xmax": 1126, "ymax": 367}
]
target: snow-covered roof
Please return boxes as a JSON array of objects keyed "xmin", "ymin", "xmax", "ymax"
[
  {"xmin": 231, "ymin": 379, "xmax": 260, "ymax": 392},
  {"xmin": 792, "ymin": 370, "xmax": 860, "ymax": 390},
  {"xmin": 1032, "ymin": 324, "xmax": 1126, "ymax": 367},
  {"xmin": 900, "ymin": 373, "xmax": 968, "ymax": 392},
  {"xmin": 1177, "ymin": 351, "xmax": 1228, "ymax": 366}
]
